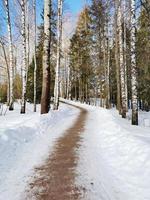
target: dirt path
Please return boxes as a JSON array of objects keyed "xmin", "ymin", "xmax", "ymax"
[{"xmin": 26, "ymin": 103, "xmax": 87, "ymax": 200}]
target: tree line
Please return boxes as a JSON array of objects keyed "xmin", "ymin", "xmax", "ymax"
[{"xmin": 0, "ymin": 0, "xmax": 150, "ymax": 126}]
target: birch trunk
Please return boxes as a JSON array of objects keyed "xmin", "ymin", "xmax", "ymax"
[
  {"xmin": 53, "ymin": 0, "xmax": 63, "ymax": 110},
  {"xmin": 123, "ymin": 0, "xmax": 128, "ymax": 111},
  {"xmin": 41, "ymin": 0, "xmax": 51, "ymax": 114},
  {"xmin": 118, "ymin": 0, "xmax": 127, "ymax": 118},
  {"xmin": 115, "ymin": 0, "xmax": 121, "ymax": 113},
  {"xmin": 26, "ymin": 0, "xmax": 30, "ymax": 84},
  {"xmin": 106, "ymin": 38, "xmax": 111, "ymax": 109},
  {"xmin": 21, "ymin": 0, "xmax": 27, "ymax": 114},
  {"xmin": 33, "ymin": 0, "xmax": 37, "ymax": 112},
  {"xmin": 105, "ymin": 1, "xmax": 111, "ymax": 109},
  {"xmin": 130, "ymin": 0, "xmax": 138, "ymax": 125},
  {"xmin": 4, "ymin": 0, "xmax": 14, "ymax": 110}
]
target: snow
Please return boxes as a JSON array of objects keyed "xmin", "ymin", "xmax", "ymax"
[
  {"xmin": 0, "ymin": 102, "xmax": 80, "ymax": 200},
  {"xmin": 63, "ymin": 99, "xmax": 150, "ymax": 200}
]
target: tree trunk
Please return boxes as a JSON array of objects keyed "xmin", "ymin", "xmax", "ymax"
[
  {"xmin": 21, "ymin": 0, "xmax": 27, "ymax": 114},
  {"xmin": 41, "ymin": 0, "xmax": 51, "ymax": 114},
  {"xmin": 115, "ymin": 0, "xmax": 121, "ymax": 113},
  {"xmin": 4, "ymin": 0, "xmax": 14, "ymax": 110},
  {"xmin": 123, "ymin": 0, "xmax": 128, "ymax": 111},
  {"xmin": 33, "ymin": 0, "xmax": 37, "ymax": 112},
  {"xmin": 53, "ymin": 0, "xmax": 63, "ymax": 110},
  {"xmin": 130, "ymin": 0, "xmax": 138, "ymax": 125},
  {"xmin": 118, "ymin": 0, "xmax": 127, "ymax": 118}
]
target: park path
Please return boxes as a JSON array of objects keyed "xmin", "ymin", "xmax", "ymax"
[{"xmin": 26, "ymin": 103, "xmax": 88, "ymax": 200}]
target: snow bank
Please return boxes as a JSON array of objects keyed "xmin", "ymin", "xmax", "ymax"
[
  {"xmin": 63, "ymin": 99, "xmax": 150, "ymax": 200},
  {"xmin": 0, "ymin": 102, "xmax": 80, "ymax": 200}
]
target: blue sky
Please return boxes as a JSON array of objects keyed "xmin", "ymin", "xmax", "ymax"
[{"xmin": 66, "ymin": 0, "xmax": 83, "ymax": 14}]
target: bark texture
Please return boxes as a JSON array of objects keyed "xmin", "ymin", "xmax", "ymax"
[
  {"xmin": 41, "ymin": 0, "xmax": 51, "ymax": 114},
  {"xmin": 33, "ymin": 0, "xmax": 37, "ymax": 112},
  {"xmin": 118, "ymin": 0, "xmax": 127, "ymax": 118},
  {"xmin": 21, "ymin": 0, "xmax": 27, "ymax": 114},
  {"xmin": 130, "ymin": 0, "xmax": 138, "ymax": 125},
  {"xmin": 53, "ymin": 0, "xmax": 63, "ymax": 110},
  {"xmin": 4, "ymin": 0, "xmax": 14, "ymax": 110}
]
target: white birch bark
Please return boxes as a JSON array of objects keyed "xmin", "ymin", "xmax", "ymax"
[
  {"xmin": 4, "ymin": 0, "xmax": 14, "ymax": 110},
  {"xmin": 53, "ymin": 0, "xmax": 63, "ymax": 110},
  {"xmin": 26, "ymin": 0, "xmax": 30, "ymax": 84},
  {"xmin": 115, "ymin": 0, "xmax": 121, "ymax": 113},
  {"xmin": 123, "ymin": 0, "xmax": 128, "ymax": 111},
  {"xmin": 118, "ymin": 0, "xmax": 127, "ymax": 118},
  {"xmin": 21, "ymin": 0, "xmax": 27, "ymax": 114},
  {"xmin": 106, "ymin": 1, "xmax": 111, "ymax": 109},
  {"xmin": 41, "ymin": 0, "xmax": 51, "ymax": 114},
  {"xmin": 130, "ymin": 0, "xmax": 138, "ymax": 125},
  {"xmin": 33, "ymin": 0, "xmax": 37, "ymax": 112}
]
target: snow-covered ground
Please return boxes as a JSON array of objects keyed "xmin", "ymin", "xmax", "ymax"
[
  {"xmin": 0, "ymin": 99, "xmax": 150, "ymax": 200},
  {"xmin": 0, "ymin": 102, "xmax": 80, "ymax": 200},
  {"xmin": 63, "ymin": 100, "xmax": 150, "ymax": 200}
]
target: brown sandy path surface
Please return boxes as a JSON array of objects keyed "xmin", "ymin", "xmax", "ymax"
[{"xmin": 26, "ymin": 103, "xmax": 87, "ymax": 200}]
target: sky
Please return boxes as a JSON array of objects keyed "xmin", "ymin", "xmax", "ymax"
[{"xmin": 66, "ymin": 0, "xmax": 84, "ymax": 15}]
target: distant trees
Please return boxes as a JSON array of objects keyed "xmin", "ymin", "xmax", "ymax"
[
  {"xmin": 0, "ymin": 0, "xmax": 149, "ymax": 126},
  {"xmin": 69, "ymin": 7, "xmax": 93, "ymax": 103},
  {"xmin": 67, "ymin": 0, "xmax": 150, "ymax": 125}
]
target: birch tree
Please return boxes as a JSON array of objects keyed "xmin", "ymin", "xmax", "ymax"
[
  {"xmin": 33, "ymin": 0, "xmax": 37, "ymax": 112},
  {"xmin": 20, "ymin": 0, "xmax": 27, "ymax": 114},
  {"xmin": 53, "ymin": 0, "xmax": 63, "ymax": 110},
  {"xmin": 41, "ymin": 0, "xmax": 51, "ymax": 114},
  {"xmin": 123, "ymin": 0, "xmax": 128, "ymax": 111},
  {"xmin": 4, "ymin": 0, "xmax": 14, "ymax": 110},
  {"xmin": 118, "ymin": 0, "xmax": 127, "ymax": 118},
  {"xmin": 115, "ymin": 0, "xmax": 121, "ymax": 113},
  {"xmin": 130, "ymin": 0, "xmax": 138, "ymax": 125}
]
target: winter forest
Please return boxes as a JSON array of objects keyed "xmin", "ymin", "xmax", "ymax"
[{"xmin": 0, "ymin": 0, "xmax": 150, "ymax": 199}]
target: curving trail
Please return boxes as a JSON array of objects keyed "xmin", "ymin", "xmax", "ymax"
[{"xmin": 26, "ymin": 102, "xmax": 88, "ymax": 200}]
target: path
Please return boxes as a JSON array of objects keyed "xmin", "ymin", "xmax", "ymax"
[{"xmin": 26, "ymin": 103, "xmax": 87, "ymax": 200}]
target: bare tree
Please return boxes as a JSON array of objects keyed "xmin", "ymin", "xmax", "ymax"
[
  {"xmin": 4, "ymin": 0, "xmax": 14, "ymax": 110},
  {"xmin": 53, "ymin": 0, "xmax": 63, "ymax": 110},
  {"xmin": 118, "ymin": 0, "xmax": 127, "ymax": 118},
  {"xmin": 20, "ymin": 0, "xmax": 27, "ymax": 114},
  {"xmin": 41, "ymin": 0, "xmax": 51, "ymax": 114},
  {"xmin": 130, "ymin": 0, "xmax": 138, "ymax": 125},
  {"xmin": 115, "ymin": 0, "xmax": 121, "ymax": 113},
  {"xmin": 33, "ymin": 0, "xmax": 37, "ymax": 112}
]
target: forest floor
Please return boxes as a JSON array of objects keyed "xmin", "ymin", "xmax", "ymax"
[{"xmin": 0, "ymin": 100, "xmax": 150, "ymax": 200}]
